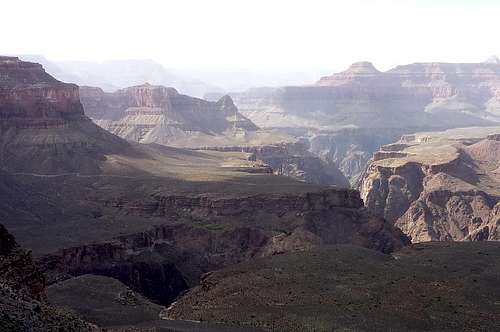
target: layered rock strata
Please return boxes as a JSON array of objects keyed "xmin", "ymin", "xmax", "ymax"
[
  {"xmin": 80, "ymin": 84, "xmax": 258, "ymax": 147},
  {"xmin": 359, "ymin": 127, "xmax": 500, "ymax": 241},
  {"xmin": 0, "ymin": 56, "xmax": 127, "ymax": 174},
  {"xmin": 232, "ymin": 61, "xmax": 500, "ymax": 183},
  {"xmin": 81, "ymin": 84, "xmax": 350, "ymax": 186},
  {"xmin": 0, "ymin": 57, "xmax": 407, "ymax": 313},
  {"xmin": 40, "ymin": 188, "xmax": 408, "ymax": 304}
]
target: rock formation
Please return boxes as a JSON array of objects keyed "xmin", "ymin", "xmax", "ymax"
[
  {"xmin": 232, "ymin": 60, "xmax": 500, "ymax": 183},
  {"xmin": 0, "ymin": 224, "xmax": 95, "ymax": 331},
  {"xmin": 0, "ymin": 56, "xmax": 407, "ymax": 319},
  {"xmin": 46, "ymin": 274, "xmax": 262, "ymax": 331},
  {"xmin": 196, "ymin": 141, "xmax": 350, "ymax": 187},
  {"xmin": 0, "ymin": 56, "xmax": 127, "ymax": 174},
  {"xmin": 359, "ymin": 127, "xmax": 500, "ymax": 242},
  {"xmin": 0, "ymin": 224, "xmax": 45, "ymax": 300},
  {"xmin": 81, "ymin": 84, "xmax": 350, "ymax": 187},
  {"xmin": 39, "ymin": 188, "xmax": 408, "ymax": 305},
  {"xmin": 80, "ymin": 84, "xmax": 259, "ymax": 147},
  {"xmin": 308, "ymin": 127, "xmax": 410, "ymax": 184},
  {"xmin": 236, "ymin": 61, "xmax": 500, "ymax": 129},
  {"xmin": 317, "ymin": 61, "xmax": 500, "ymax": 125}
]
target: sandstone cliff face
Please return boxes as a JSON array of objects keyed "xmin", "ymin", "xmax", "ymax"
[
  {"xmin": 359, "ymin": 128, "xmax": 500, "ymax": 242},
  {"xmin": 318, "ymin": 61, "xmax": 500, "ymax": 124},
  {"xmin": 80, "ymin": 84, "xmax": 258, "ymax": 147},
  {"xmin": 235, "ymin": 61, "xmax": 500, "ymax": 130},
  {"xmin": 0, "ymin": 56, "xmax": 84, "ymax": 127},
  {"xmin": 0, "ymin": 56, "xmax": 127, "ymax": 174}
]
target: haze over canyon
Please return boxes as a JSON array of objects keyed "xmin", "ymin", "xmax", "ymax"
[{"xmin": 1, "ymin": 1, "xmax": 500, "ymax": 330}]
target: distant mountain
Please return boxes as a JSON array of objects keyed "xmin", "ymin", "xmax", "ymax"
[
  {"xmin": 485, "ymin": 55, "xmax": 500, "ymax": 64},
  {"xmin": 232, "ymin": 60, "xmax": 500, "ymax": 183},
  {"xmin": 175, "ymin": 67, "xmax": 333, "ymax": 93},
  {"xmin": 80, "ymin": 83, "xmax": 258, "ymax": 147},
  {"xmin": 236, "ymin": 61, "xmax": 500, "ymax": 130},
  {"xmin": 58, "ymin": 59, "xmax": 225, "ymax": 97},
  {"xmin": 17, "ymin": 55, "xmax": 221, "ymax": 97},
  {"xmin": 16, "ymin": 55, "xmax": 333, "ymax": 97}
]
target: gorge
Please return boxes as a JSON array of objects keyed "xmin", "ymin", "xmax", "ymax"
[{"xmin": 0, "ymin": 56, "xmax": 411, "ymax": 331}]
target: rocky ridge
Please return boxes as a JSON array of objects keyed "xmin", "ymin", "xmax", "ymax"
[
  {"xmin": 167, "ymin": 242, "xmax": 500, "ymax": 332},
  {"xmin": 0, "ymin": 224, "xmax": 95, "ymax": 331},
  {"xmin": 45, "ymin": 274, "xmax": 264, "ymax": 331},
  {"xmin": 80, "ymin": 84, "xmax": 258, "ymax": 147},
  {"xmin": 0, "ymin": 56, "xmax": 127, "ymax": 174},
  {"xmin": 359, "ymin": 127, "xmax": 500, "ymax": 242}
]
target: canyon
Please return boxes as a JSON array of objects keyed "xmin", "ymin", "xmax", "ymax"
[
  {"xmin": 0, "ymin": 56, "xmax": 407, "ymax": 330},
  {"xmin": 79, "ymin": 84, "xmax": 350, "ymax": 187},
  {"xmin": 4, "ymin": 0, "xmax": 500, "ymax": 329},
  {"xmin": 1, "ymin": 55, "xmax": 499, "ymax": 331}
]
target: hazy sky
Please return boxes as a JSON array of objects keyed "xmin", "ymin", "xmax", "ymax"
[{"xmin": 2, "ymin": 0, "xmax": 499, "ymax": 71}]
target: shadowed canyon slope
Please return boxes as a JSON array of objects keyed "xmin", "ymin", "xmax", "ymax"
[
  {"xmin": 232, "ymin": 61, "xmax": 500, "ymax": 182},
  {"xmin": 0, "ymin": 56, "xmax": 406, "ymax": 330},
  {"xmin": 167, "ymin": 242, "xmax": 500, "ymax": 332},
  {"xmin": 46, "ymin": 274, "xmax": 262, "ymax": 332},
  {"xmin": 0, "ymin": 224, "xmax": 95, "ymax": 331},
  {"xmin": 359, "ymin": 127, "xmax": 500, "ymax": 242}
]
